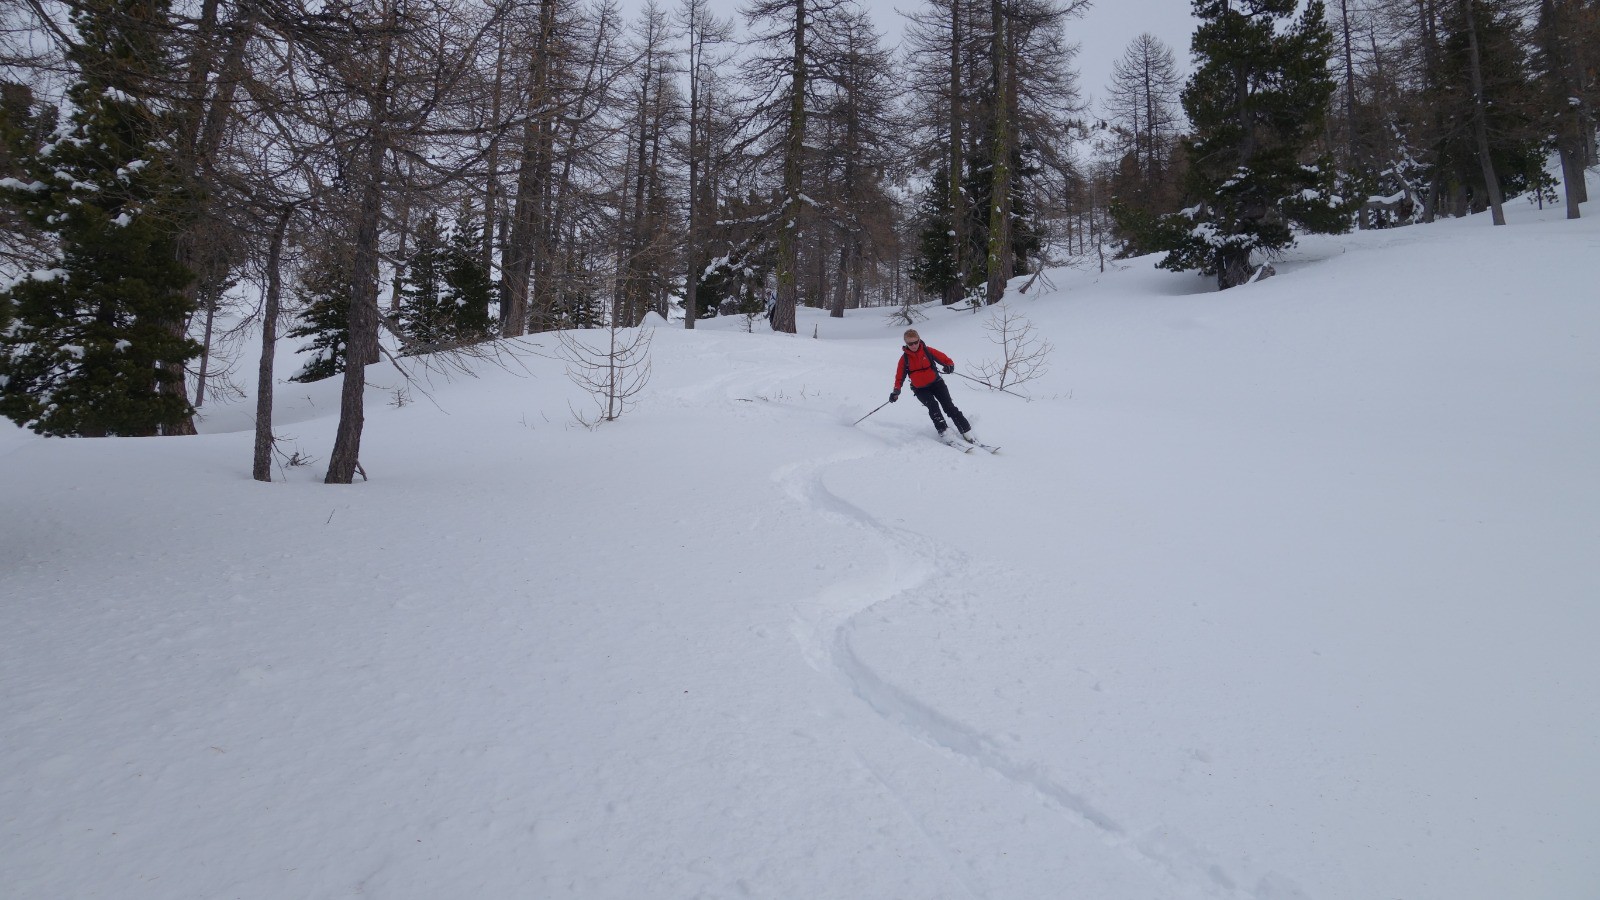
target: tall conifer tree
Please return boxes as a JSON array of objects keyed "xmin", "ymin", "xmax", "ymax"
[
  {"xmin": 397, "ymin": 214, "xmax": 449, "ymax": 350},
  {"xmin": 443, "ymin": 201, "xmax": 496, "ymax": 342},
  {"xmin": 396, "ymin": 206, "xmax": 496, "ymax": 349},
  {"xmin": 910, "ymin": 169, "xmax": 960, "ymax": 298},
  {"xmin": 286, "ymin": 245, "xmax": 355, "ymax": 384},
  {"xmin": 1150, "ymin": 0, "xmax": 1358, "ymax": 289},
  {"xmin": 0, "ymin": 0, "xmax": 198, "ymax": 436}
]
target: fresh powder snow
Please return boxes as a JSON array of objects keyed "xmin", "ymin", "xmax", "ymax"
[{"xmin": 3, "ymin": 195, "xmax": 1597, "ymax": 899}]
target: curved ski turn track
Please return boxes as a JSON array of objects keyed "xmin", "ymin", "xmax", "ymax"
[{"xmin": 771, "ymin": 433, "xmax": 1270, "ymax": 899}]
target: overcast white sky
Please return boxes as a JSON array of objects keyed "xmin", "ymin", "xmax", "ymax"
[
  {"xmin": 1056, "ymin": 0, "xmax": 1200, "ymax": 108},
  {"xmin": 864, "ymin": 0, "xmax": 1200, "ymax": 110},
  {"xmin": 689, "ymin": 0, "xmax": 1202, "ymax": 115}
]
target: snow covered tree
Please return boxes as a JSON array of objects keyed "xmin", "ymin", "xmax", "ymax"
[
  {"xmin": 1, "ymin": 84, "xmax": 56, "ymax": 298},
  {"xmin": 692, "ymin": 157, "xmax": 778, "ymax": 322},
  {"xmin": 0, "ymin": 0, "xmax": 199, "ymax": 436},
  {"xmin": 1149, "ymin": 0, "xmax": 1358, "ymax": 289}
]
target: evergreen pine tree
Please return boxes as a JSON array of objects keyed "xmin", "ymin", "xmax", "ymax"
[
  {"xmin": 911, "ymin": 151, "xmax": 1042, "ymax": 305},
  {"xmin": 696, "ymin": 249, "xmax": 770, "ymax": 319},
  {"xmin": 694, "ymin": 192, "xmax": 776, "ymax": 319},
  {"xmin": 396, "ymin": 205, "xmax": 497, "ymax": 351},
  {"xmin": 0, "ymin": 0, "xmax": 198, "ymax": 436},
  {"xmin": 1005, "ymin": 145, "xmax": 1044, "ymax": 277},
  {"xmin": 1149, "ymin": 0, "xmax": 1358, "ymax": 289},
  {"xmin": 1, "ymin": 85, "xmax": 57, "ymax": 330},
  {"xmin": 442, "ymin": 201, "xmax": 496, "ymax": 342},
  {"xmin": 397, "ymin": 214, "xmax": 448, "ymax": 351},
  {"xmin": 910, "ymin": 167, "xmax": 959, "ymax": 299},
  {"xmin": 286, "ymin": 245, "xmax": 355, "ymax": 383}
]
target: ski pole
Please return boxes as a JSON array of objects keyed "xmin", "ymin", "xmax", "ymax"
[
  {"xmin": 952, "ymin": 370, "xmax": 1029, "ymax": 400},
  {"xmin": 851, "ymin": 399, "xmax": 891, "ymax": 426}
]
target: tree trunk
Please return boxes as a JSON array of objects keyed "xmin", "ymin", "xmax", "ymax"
[
  {"xmin": 387, "ymin": 182, "xmax": 412, "ymax": 314},
  {"xmin": 999, "ymin": 13, "xmax": 1019, "ymax": 285},
  {"xmin": 624, "ymin": 40, "xmax": 654, "ymax": 327},
  {"xmin": 1539, "ymin": 0, "xmax": 1585, "ymax": 218},
  {"xmin": 835, "ymin": 88, "xmax": 858, "ymax": 320},
  {"xmin": 684, "ymin": 13, "xmax": 703, "ymax": 329},
  {"xmin": 326, "ymin": 0, "xmax": 395, "ymax": 485},
  {"xmin": 1340, "ymin": 0, "xmax": 1360, "ymax": 225},
  {"xmin": 984, "ymin": 0, "xmax": 1010, "ymax": 306},
  {"xmin": 612, "ymin": 123, "xmax": 636, "ymax": 326},
  {"xmin": 253, "ymin": 208, "xmax": 291, "ymax": 482},
  {"xmin": 946, "ymin": 0, "xmax": 967, "ymax": 305},
  {"xmin": 772, "ymin": 0, "xmax": 805, "ymax": 334},
  {"xmin": 1461, "ymin": 0, "xmax": 1506, "ymax": 226},
  {"xmin": 831, "ymin": 242, "xmax": 849, "ymax": 317},
  {"xmin": 1418, "ymin": 0, "xmax": 1442, "ymax": 223},
  {"xmin": 502, "ymin": 122, "xmax": 540, "ymax": 336},
  {"xmin": 1217, "ymin": 249, "xmax": 1253, "ymax": 290},
  {"xmin": 1561, "ymin": 149, "xmax": 1584, "ymax": 218},
  {"xmin": 484, "ymin": 22, "xmax": 509, "ymax": 277},
  {"xmin": 647, "ymin": 103, "xmax": 667, "ymax": 322},
  {"xmin": 326, "ymin": 150, "xmax": 384, "ymax": 484},
  {"xmin": 194, "ymin": 287, "xmax": 217, "ymax": 406},
  {"xmin": 814, "ymin": 226, "xmax": 827, "ymax": 314},
  {"xmin": 684, "ymin": 135, "xmax": 700, "ymax": 327},
  {"xmin": 502, "ymin": 0, "xmax": 558, "ymax": 337}
]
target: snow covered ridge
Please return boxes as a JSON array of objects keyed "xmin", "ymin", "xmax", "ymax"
[{"xmin": 2, "ymin": 201, "xmax": 1599, "ymax": 900}]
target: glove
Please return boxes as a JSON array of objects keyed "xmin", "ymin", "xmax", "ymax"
[
  {"xmin": 941, "ymin": 364, "xmax": 954, "ymax": 374},
  {"xmin": 889, "ymin": 390, "xmax": 900, "ymax": 403}
]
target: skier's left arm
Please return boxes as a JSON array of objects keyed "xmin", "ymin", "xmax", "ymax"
[{"xmin": 929, "ymin": 347, "xmax": 955, "ymax": 374}]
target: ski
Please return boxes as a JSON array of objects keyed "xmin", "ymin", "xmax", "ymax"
[
  {"xmin": 935, "ymin": 435, "xmax": 974, "ymax": 453},
  {"xmin": 968, "ymin": 441, "xmax": 1001, "ymax": 454}
]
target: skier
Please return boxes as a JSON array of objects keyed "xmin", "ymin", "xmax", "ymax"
[{"xmin": 890, "ymin": 329, "xmax": 977, "ymax": 443}]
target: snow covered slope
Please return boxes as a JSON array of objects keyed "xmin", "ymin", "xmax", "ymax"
[{"xmin": 4, "ymin": 198, "xmax": 1598, "ymax": 900}]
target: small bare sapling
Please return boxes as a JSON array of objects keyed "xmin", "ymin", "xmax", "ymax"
[
  {"xmin": 558, "ymin": 320, "xmax": 654, "ymax": 428},
  {"xmin": 885, "ymin": 292, "xmax": 928, "ymax": 327},
  {"xmin": 972, "ymin": 304, "xmax": 1053, "ymax": 391}
]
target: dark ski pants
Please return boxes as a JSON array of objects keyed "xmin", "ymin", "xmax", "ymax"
[{"xmin": 912, "ymin": 378, "xmax": 970, "ymax": 435}]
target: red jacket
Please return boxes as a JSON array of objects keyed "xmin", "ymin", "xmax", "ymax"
[{"xmin": 894, "ymin": 344, "xmax": 953, "ymax": 391}]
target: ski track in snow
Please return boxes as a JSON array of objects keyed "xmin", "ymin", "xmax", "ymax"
[{"xmin": 772, "ymin": 438, "xmax": 1260, "ymax": 899}]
